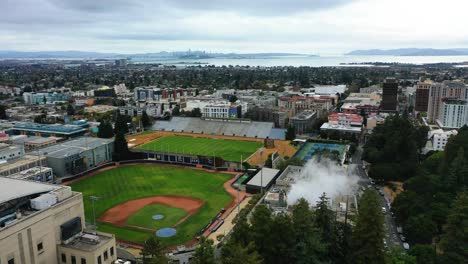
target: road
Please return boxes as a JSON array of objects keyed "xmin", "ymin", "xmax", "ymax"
[{"xmin": 348, "ymin": 146, "xmax": 403, "ymax": 250}]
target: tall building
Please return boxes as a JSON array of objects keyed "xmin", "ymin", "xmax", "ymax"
[
  {"xmin": 0, "ymin": 178, "xmax": 117, "ymax": 264},
  {"xmin": 427, "ymin": 81, "xmax": 468, "ymax": 123},
  {"xmin": 437, "ymin": 99, "xmax": 468, "ymax": 128},
  {"xmin": 414, "ymin": 80, "xmax": 432, "ymax": 112},
  {"xmin": 380, "ymin": 78, "xmax": 398, "ymax": 112}
]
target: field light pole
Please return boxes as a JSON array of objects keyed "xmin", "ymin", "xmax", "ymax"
[
  {"xmin": 90, "ymin": 196, "xmax": 100, "ymax": 228},
  {"xmin": 259, "ymin": 149, "xmax": 264, "ymax": 194}
]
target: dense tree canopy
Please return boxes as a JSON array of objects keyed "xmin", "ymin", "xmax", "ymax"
[{"xmin": 363, "ymin": 114, "xmax": 428, "ymax": 181}]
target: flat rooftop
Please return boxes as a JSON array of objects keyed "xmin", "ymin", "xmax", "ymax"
[
  {"xmin": 61, "ymin": 232, "xmax": 114, "ymax": 252},
  {"xmin": 0, "ymin": 177, "xmax": 60, "ymax": 205},
  {"xmin": 0, "ymin": 155, "xmax": 46, "ymax": 172},
  {"xmin": 24, "ymin": 136, "xmax": 60, "ymax": 144},
  {"xmin": 246, "ymin": 168, "xmax": 280, "ymax": 188},
  {"xmin": 13, "ymin": 123, "xmax": 86, "ymax": 135},
  {"xmin": 34, "ymin": 137, "xmax": 113, "ymax": 159},
  {"xmin": 320, "ymin": 123, "xmax": 362, "ymax": 133}
]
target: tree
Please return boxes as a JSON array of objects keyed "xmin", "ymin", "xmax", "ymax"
[
  {"xmin": 438, "ymin": 191, "xmax": 468, "ymax": 263},
  {"xmin": 265, "ymin": 154, "xmax": 273, "ymax": 168},
  {"xmin": 114, "ymin": 113, "xmax": 129, "ymax": 134},
  {"xmin": 140, "ymin": 236, "xmax": 167, "ymax": 264},
  {"xmin": 172, "ymin": 105, "xmax": 181, "ymax": 116},
  {"xmin": 291, "ymin": 198, "xmax": 325, "ymax": 264},
  {"xmin": 250, "ymin": 204, "xmax": 273, "ymax": 260},
  {"xmin": 385, "ymin": 247, "xmax": 417, "ymax": 264},
  {"xmin": 314, "ymin": 193, "xmax": 336, "ymax": 258},
  {"xmin": 191, "ymin": 237, "xmax": 216, "ymax": 264},
  {"xmin": 0, "ymin": 104, "xmax": 7, "ymax": 119},
  {"xmin": 352, "ymin": 190, "xmax": 385, "ymax": 264},
  {"xmin": 229, "ymin": 95, "xmax": 238, "ymax": 103},
  {"xmin": 220, "ymin": 241, "xmax": 262, "ymax": 264},
  {"xmin": 141, "ymin": 111, "xmax": 152, "ymax": 127},
  {"xmin": 66, "ymin": 104, "xmax": 75, "ymax": 116},
  {"xmin": 285, "ymin": 125, "xmax": 296, "ymax": 140},
  {"xmin": 42, "ymin": 95, "xmax": 47, "ymax": 104},
  {"xmin": 113, "ymin": 132, "xmax": 129, "ymax": 161},
  {"xmin": 191, "ymin": 107, "xmax": 202, "ymax": 117},
  {"xmin": 408, "ymin": 245, "xmax": 436, "ymax": 264},
  {"xmin": 97, "ymin": 120, "xmax": 114, "ymax": 138}
]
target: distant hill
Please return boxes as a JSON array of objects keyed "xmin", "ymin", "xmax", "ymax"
[
  {"xmin": 346, "ymin": 48, "xmax": 468, "ymax": 56},
  {"xmin": 0, "ymin": 50, "xmax": 315, "ymax": 59},
  {"xmin": 0, "ymin": 50, "xmax": 118, "ymax": 58}
]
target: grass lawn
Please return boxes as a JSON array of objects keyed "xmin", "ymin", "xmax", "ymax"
[
  {"xmin": 126, "ymin": 204, "xmax": 188, "ymax": 230},
  {"xmin": 136, "ymin": 135, "xmax": 262, "ymax": 161},
  {"xmin": 69, "ymin": 165, "xmax": 232, "ymax": 246}
]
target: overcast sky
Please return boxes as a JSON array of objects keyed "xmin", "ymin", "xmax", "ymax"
[{"xmin": 1, "ymin": 0, "xmax": 468, "ymax": 55}]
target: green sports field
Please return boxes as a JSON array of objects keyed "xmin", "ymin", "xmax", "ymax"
[
  {"xmin": 127, "ymin": 204, "xmax": 188, "ymax": 230},
  {"xmin": 136, "ymin": 135, "xmax": 262, "ymax": 162},
  {"xmin": 69, "ymin": 165, "xmax": 232, "ymax": 246}
]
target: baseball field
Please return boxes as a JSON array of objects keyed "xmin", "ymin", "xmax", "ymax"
[
  {"xmin": 136, "ymin": 135, "xmax": 263, "ymax": 162},
  {"xmin": 69, "ymin": 165, "xmax": 233, "ymax": 246}
]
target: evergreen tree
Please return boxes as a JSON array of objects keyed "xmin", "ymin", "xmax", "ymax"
[
  {"xmin": 0, "ymin": 104, "xmax": 7, "ymax": 119},
  {"xmin": 250, "ymin": 204, "xmax": 273, "ymax": 260},
  {"xmin": 97, "ymin": 120, "xmax": 114, "ymax": 138},
  {"xmin": 267, "ymin": 213, "xmax": 295, "ymax": 264},
  {"xmin": 285, "ymin": 125, "xmax": 296, "ymax": 140},
  {"xmin": 113, "ymin": 132, "xmax": 129, "ymax": 161},
  {"xmin": 408, "ymin": 245, "xmax": 436, "ymax": 264},
  {"xmin": 314, "ymin": 193, "xmax": 338, "ymax": 260},
  {"xmin": 385, "ymin": 247, "xmax": 416, "ymax": 264},
  {"xmin": 438, "ymin": 191, "xmax": 468, "ymax": 263},
  {"xmin": 351, "ymin": 190, "xmax": 385, "ymax": 264},
  {"xmin": 191, "ymin": 237, "xmax": 216, "ymax": 264},
  {"xmin": 446, "ymin": 148, "xmax": 468, "ymax": 190},
  {"xmin": 114, "ymin": 113, "xmax": 129, "ymax": 134},
  {"xmin": 291, "ymin": 198, "xmax": 325, "ymax": 264},
  {"xmin": 141, "ymin": 111, "xmax": 152, "ymax": 127},
  {"xmin": 220, "ymin": 241, "xmax": 262, "ymax": 264},
  {"xmin": 66, "ymin": 104, "xmax": 75, "ymax": 116},
  {"xmin": 140, "ymin": 236, "xmax": 167, "ymax": 264}
]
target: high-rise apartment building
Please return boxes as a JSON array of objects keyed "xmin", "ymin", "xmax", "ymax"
[
  {"xmin": 427, "ymin": 81, "xmax": 468, "ymax": 123},
  {"xmin": 414, "ymin": 80, "xmax": 432, "ymax": 112},
  {"xmin": 380, "ymin": 78, "xmax": 398, "ymax": 112},
  {"xmin": 438, "ymin": 99, "xmax": 468, "ymax": 128}
]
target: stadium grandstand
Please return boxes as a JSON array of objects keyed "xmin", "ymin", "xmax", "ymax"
[{"xmin": 152, "ymin": 117, "xmax": 284, "ymax": 139}]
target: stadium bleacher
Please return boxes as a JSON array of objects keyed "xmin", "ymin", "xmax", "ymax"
[{"xmin": 151, "ymin": 117, "xmax": 284, "ymax": 139}]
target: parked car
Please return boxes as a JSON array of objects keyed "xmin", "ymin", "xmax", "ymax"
[
  {"xmin": 400, "ymin": 234, "xmax": 406, "ymax": 242},
  {"xmin": 381, "ymin": 207, "xmax": 387, "ymax": 214}
]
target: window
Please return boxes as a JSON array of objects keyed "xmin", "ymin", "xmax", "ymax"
[
  {"xmin": 71, "ymin": 256, "xmax": 76, "ymax": 264},
  {"xmin": 97, "ymin": 256, "xmax": 101, "ymax": 264},
  {"xmin": 81, "ymin": 258, "xmax": 86, "ymax": 264},
  {"xmin": 110, "ymin": 247, "xmax": 114, "ymax": 256},
  {"xmin": 103, "ymin": 251, "xmax": 108, "ymax": 261},
  {"xmin": 61, "ymin": 253, "xmax": 67, "ymax": 263},
  {"xmin": 37, "ymin": 242, "xmax": 44, "ymax": 252},
  {"xmin": 7, "ymin": 258, "xmax": 15, "ymax": 264}
]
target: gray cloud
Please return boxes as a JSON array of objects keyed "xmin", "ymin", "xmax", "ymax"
[{"xmin": 159, "ymin": 0, "xmax": 354, "ymax": 15}]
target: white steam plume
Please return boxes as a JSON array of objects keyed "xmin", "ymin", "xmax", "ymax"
[{"xmin": 287, "ymin": 157, "xmax": 359, "ymax": 206}]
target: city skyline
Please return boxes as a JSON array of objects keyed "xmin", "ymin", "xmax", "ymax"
[{"xmin": 2, "ymin": 0, "xmax": 468, "ymax": 54}]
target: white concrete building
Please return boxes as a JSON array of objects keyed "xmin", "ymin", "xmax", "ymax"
[
  {"xmin": 0, "ymin": 178, "xmax": 117, "ymax": 264},
  {"xmin": 437, "ymin": 99, "xmax": 468, "ymax": 129},
  {"xmin": 425, "ymin": 129, "xmax": 458, "ymax": 152},
  {"xmin": 0, "ymin": 143, "xmax": 25, "ymax": 162}
]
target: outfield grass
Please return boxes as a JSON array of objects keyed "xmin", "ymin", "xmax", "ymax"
[
  {"xmin": 136, "ymin": 135, "xmax": 262, "ymax": 161},
  {"xmin": 127, "ymin": 204, "xmax": 188, "ymax": 230},
  {"xmin": 69, "ymin": 165, "xmax": 232, "ymax": 246}
]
